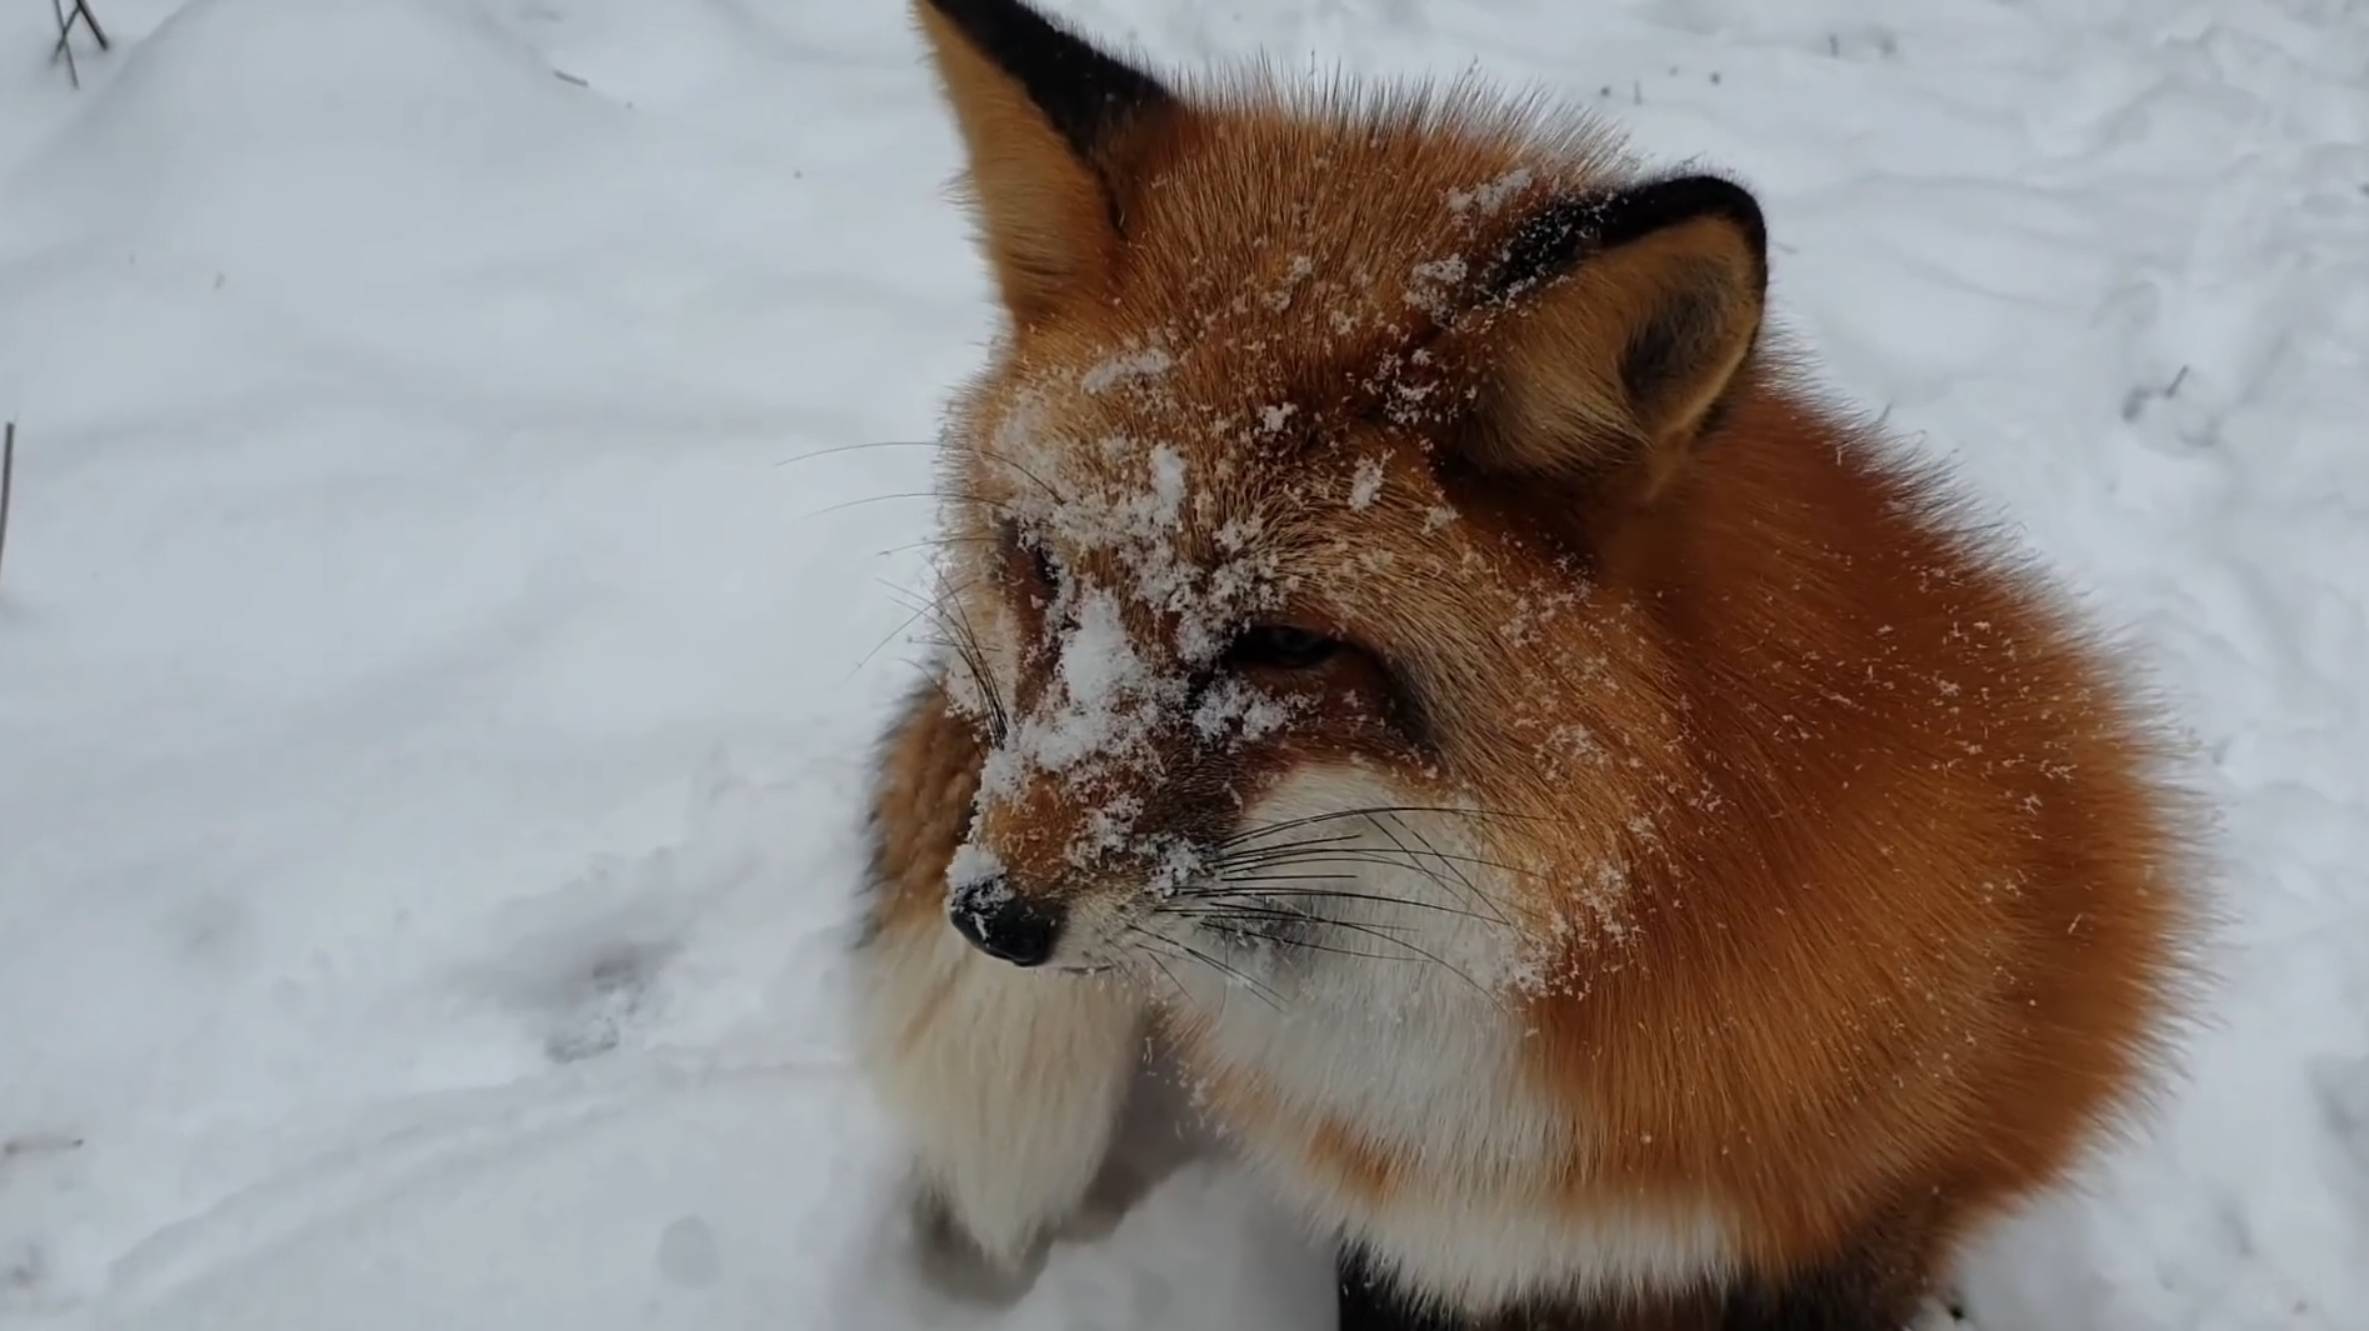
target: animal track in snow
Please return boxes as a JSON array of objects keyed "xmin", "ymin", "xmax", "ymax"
[{"xmin": 451, "ymin": 854, "xmax": 693, "ymax": 1066}]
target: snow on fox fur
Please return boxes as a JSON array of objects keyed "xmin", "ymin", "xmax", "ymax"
[{"xmin": 852, "ymin": 1, "xmax": 2203, "ymax": 1326}]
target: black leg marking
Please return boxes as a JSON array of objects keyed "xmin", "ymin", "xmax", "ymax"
[
  {"xmin": 1337, "ymin": 1249, "xmax": 1466, "ymax": 1331},
  {"xmin": 1719, "ymin": 1232, "xmax": 1933, "ymax": 1331}
]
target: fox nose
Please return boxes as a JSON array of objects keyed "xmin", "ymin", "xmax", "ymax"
[{"xmin": 948, "ymin": 875, "xmax": 1064, "ymax": 968}]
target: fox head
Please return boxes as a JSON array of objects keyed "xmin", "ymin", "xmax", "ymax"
[{"xmin": 909, "ymin": 0, "xmax": 1768, "ymax": 1002}]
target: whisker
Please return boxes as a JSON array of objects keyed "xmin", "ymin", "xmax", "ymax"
[
  {"xmin": 1219, "ymin": 804, "xmax": 1540, "ymax": 849},
  {"xmin": 780, "ymin": 439, "xmax": 1073, "ymax": 508},
  {"xmin": 1165, "ymin": 934, "xmax": 1285, "ymax": 1010},
  {"xmin": 1158, "ymin": 905, "xmax": 1420, "ymax": 939},
  {"xmin": 775, "ymin": 439, "xmax": 941, "ymax": 466},
  {"xmin": 1214, "ymin": 838, "xmax": 1543, "ymax": 878},
  {"xmin": 873, "ymin": 534, "xmax": 998, "ymax": 559},
  {"xmin": 806, "ymin": 489, "xmax": 1024, "ymax": 520},
  {"xmin": 939, "ymin": 589, "xmax": 1011, "ymax": 739},
  {"xmin": 1195, "ymin": 929, "xmax": 1419, "ymax": 965},
  {"xmin": 1366, "ymin": 812, "xmax": 1515, "ymax": 925},
  {"xmin": 1204, "ymin": 831, "xmax": 1367, "ymax": 864},
  {"xmin": 1215, "ymin": 846, "xmax": 1551, "ymax": 889},
  {"xmin": 1304, "ymin": 916, "xmax": 1491, "ymax": 996},
  {"xmin": 1177, "ymin": 885, "xmax": 1497, "ymax": 924},
  {"xmin": 1165, "ymin": 904, "xmax": 1493, "ymax": 999},
  {"xmin": 859, "ymin": 572, "xmax": 987, "ymax": 679},
  {"xmin": 883, "ymin": 577, "xmax": 1010, "ymax": 737},
  {"xmin": 1122, "ymin": 924, "xmax": 1194, "ymax": 1006},
  {"xmin": 959, "ymin": 445, "xmax": 1070, "ymax": 507},
  {"xmin": 849, "ymin": 598, "xmax": 945, "ymax": 679},
  {"xmin": 1145, "ymin": 953, "xmax": 1191, "ymax": 1006},
  {"xmin": 1214, "ymin": 843, "xmax": 1505, "ymax": 924}
]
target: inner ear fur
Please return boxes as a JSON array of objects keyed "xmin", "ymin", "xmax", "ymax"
[
  {"xmin": 1468, "ymin": 175, "xmax": 1769, "ymax": 493},
  {"xmin": 912, "ymin": 0, "xmax": 1175, "ymax": 326}
]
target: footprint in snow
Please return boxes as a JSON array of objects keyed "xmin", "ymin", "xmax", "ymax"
[
  {"xmin": 451, "ymin": 861, "xmax": 689, "ymax": 1065},
  {"xmin": 541, "ymin": 940, "xmax": 668, "ymax": 1064},
  {"xmin": 656, "ymin": 1214, "xmax": 721, "ymax": 1288}
]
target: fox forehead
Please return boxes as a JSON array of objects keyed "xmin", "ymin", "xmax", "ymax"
[
  {"xmin": 952, "ymin": 371, "xmax": 1481, "ymax": 683},
  {"xmin": 933, "ymin": 90, "xmax": 1657, "ymax": 620},
  {"xmin": 964, "ymin": 116, "xmax": 1627, "ymax": 422},
  {"xmin": 1112, "ymin": 85, "xmax": 1630, "ymax": 331}
]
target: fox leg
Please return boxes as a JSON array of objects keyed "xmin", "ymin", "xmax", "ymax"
[{"xmin": 851, "ymin": 684, "xmax": 1145, "ymax": 1279}]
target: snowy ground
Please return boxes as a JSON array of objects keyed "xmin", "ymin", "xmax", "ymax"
[{"xmin": 0, "ymin": 0, "xmax": 2363, "ymax": 1327}]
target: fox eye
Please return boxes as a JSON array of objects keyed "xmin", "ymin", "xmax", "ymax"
[
  {"xmin": 1000, "ymin": 521, "xmax": 1060, "ymax": 596},
  {"xmin": 1226, "ymin": 624, "xmax": 1341, "ymax": 670}
]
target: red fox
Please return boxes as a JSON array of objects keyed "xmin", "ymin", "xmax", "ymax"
[{"xmin": 852, "ymin": 1, "xmax": 2202, "ymax": 1326}]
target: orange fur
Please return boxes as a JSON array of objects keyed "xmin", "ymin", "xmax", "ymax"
[{"xmin": 862, "ymin": 3, "xmax": 2203, "ymax": 1324}]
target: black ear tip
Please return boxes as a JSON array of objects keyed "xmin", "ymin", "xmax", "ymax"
[
  {"xmin": 917, "ymin": 0, "xmax": 1173, "ymax": 163},
  {"xmin": 1487, "ymin": 172, "xmax": 1770, "ymax": 302},
  {"xmin": 1600, "ymin": 173, "xmax": 1766, "ymax": 260},
  {"xmin": 1665, "ymin": 173, "xmax": 1765, "ymax": 249}
]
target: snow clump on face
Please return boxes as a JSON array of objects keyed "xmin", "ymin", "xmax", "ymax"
[
  {"xmin": 946, "ymin": 354, "xmax": 1297, "ymax": 882},
  {"xmin": 946, "ymin": 843, "xmax": 1007, "ymax": 897},
  {"xmin": 1347, "ymin": 456, "xmax": 1386, "ymax": 511},
  {"xmin": 1192, "ymin": 677, "xmax": 1301, "ymax": 744}
]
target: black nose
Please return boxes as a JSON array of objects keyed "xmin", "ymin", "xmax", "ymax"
[{"xmin": 948, "ymin": 875, "xmax": 1064, "ymax": 968}]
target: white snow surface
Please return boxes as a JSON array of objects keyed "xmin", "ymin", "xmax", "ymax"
[{"xmin": 1, "ymin": 0, "xmax": 2364, "ymax": 1328}]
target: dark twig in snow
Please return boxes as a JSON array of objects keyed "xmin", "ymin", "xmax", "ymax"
[
  {"xmin": 2, "ymin": 1132, "xmax": 87, "ymax": 1159},
  {"xmin": 49, "ymin": 0, "xmax": 78, "ymax": 89},
  {"xmin": 50, "ymin": 0, "xmax": 109, "ymax": 90},
  {"xmin": 71, "ymin": 0, "xmax": 107, "ymax": 46},
  {"xmin": 2120, "ymin": 364, "xmax": 2194, "ymax": 423},
  {"xmin": 1, "ymin": 422, "xmax": 15, "ymax": 589}
]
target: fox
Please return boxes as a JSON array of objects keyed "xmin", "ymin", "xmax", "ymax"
[{"xmin": 849, "ymin": 0, "xmax": 2203, "ymax": 1327}]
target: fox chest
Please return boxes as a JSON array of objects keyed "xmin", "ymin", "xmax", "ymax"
[{"xmin": 1167, "ymin": 997, "xmax": 1740, "ymax": 1309}]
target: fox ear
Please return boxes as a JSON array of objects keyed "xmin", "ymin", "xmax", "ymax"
[
  {"xmin": 913, "ymin": 0, "xmax": 1175, "ymax": 326},
  {"xmin": 1467, "ymin": 175, "xmax": 1767, "ymax": 495}
]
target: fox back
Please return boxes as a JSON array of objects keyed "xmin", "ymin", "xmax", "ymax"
[{"xmin": 856, "ymin": 2, "xmax": 2202, "ymax": 1325}]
